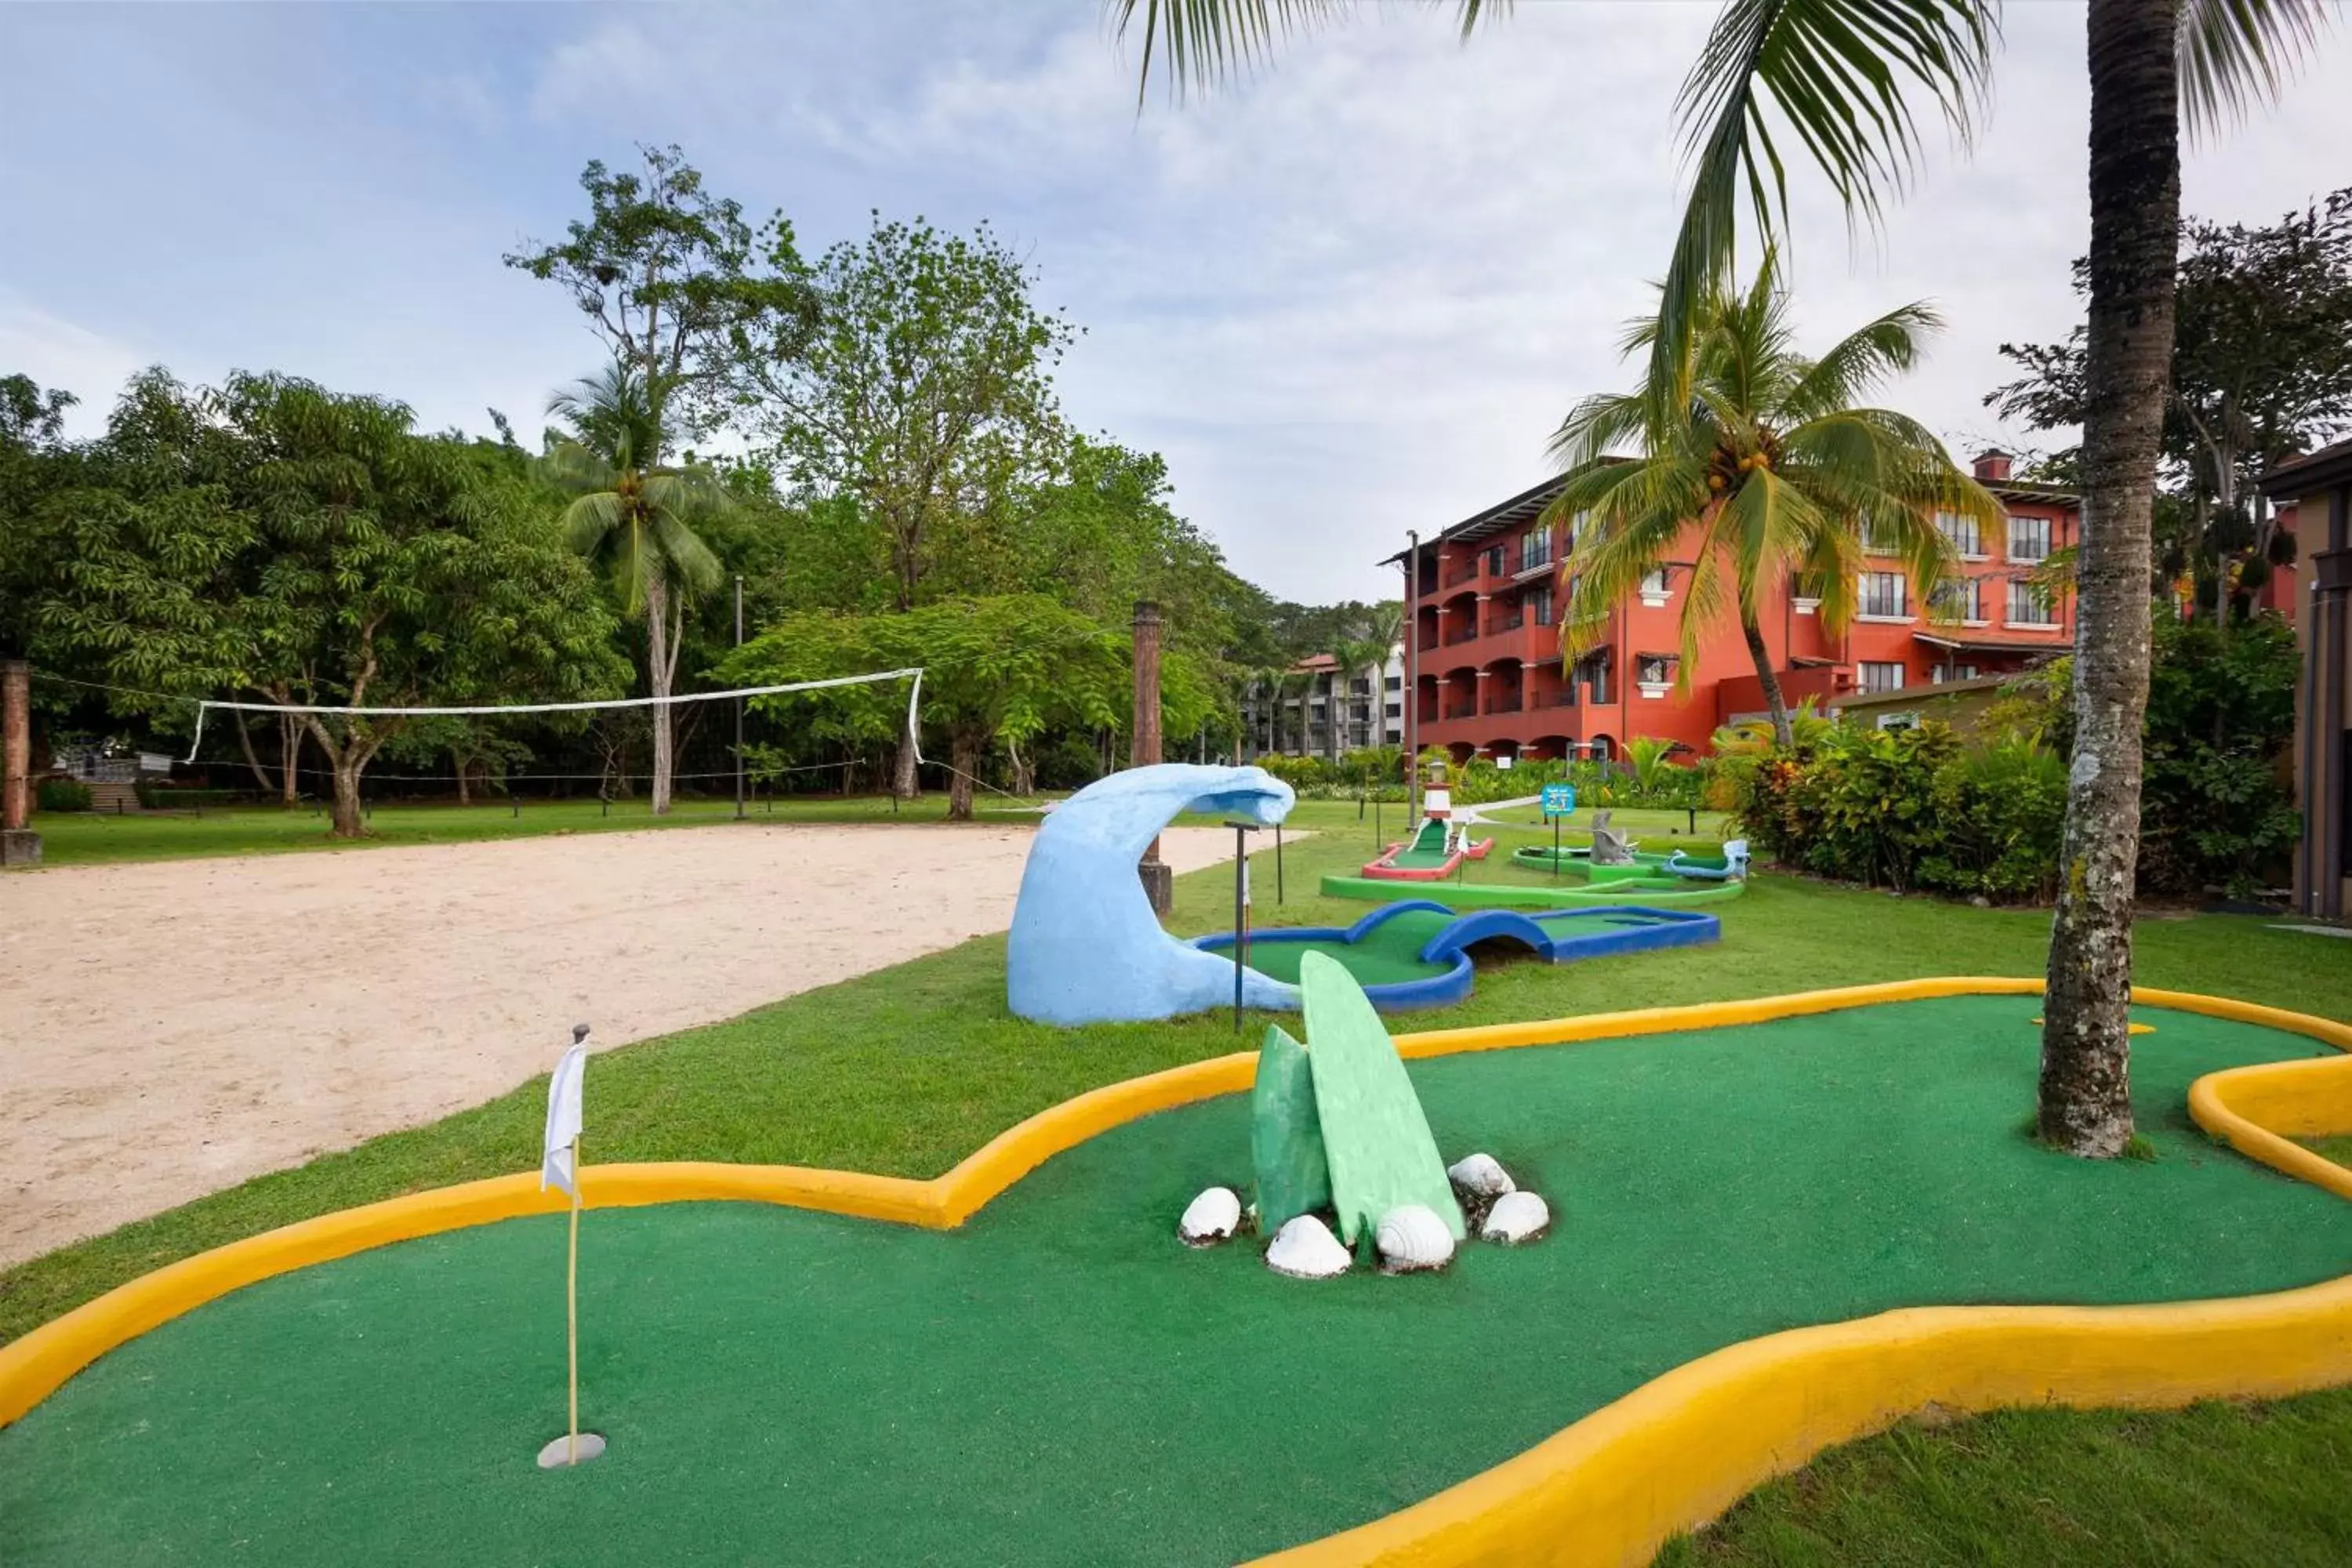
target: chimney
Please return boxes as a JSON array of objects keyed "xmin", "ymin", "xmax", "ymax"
[{"xmin": 1973, "ymin": 449, "xmax": 2013, "ymax": 483}]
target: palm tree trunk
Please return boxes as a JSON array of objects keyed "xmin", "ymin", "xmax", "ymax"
[
  {"xmin": 1739, "ymin": 612, "xmax": 1794, "ymax": 749},
  {"xmin": 645, "ymin": 571, "xmax": 674, "ymax": 816},
  {"xmin": 2040, "ymin": 0, "xmax": 2179, "ymax": 1160}
]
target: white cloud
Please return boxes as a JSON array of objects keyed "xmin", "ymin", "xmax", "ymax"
[{"xmin": 0, "ymin": 292, "xmax": 146, "ymax": 439}]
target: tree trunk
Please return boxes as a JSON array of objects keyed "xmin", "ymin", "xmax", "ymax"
[
  {"xmin": 454, "ymin": 750, "xmax": 472, "ymax": 807},
  {"xmin": 1007, "ymin": 734, "xmax": 1036, "ymax": 796},
  {"xmin": 1740, "ymin": 612, "xmax": 1794, "ymax": 748},
  {"xmin": 328, "ymin": 755, "xmax": 366, "ymax": 837},
  {"xmin": 2041, "ymin": 0, "xmax": 2179, "ymax": 1159},
  {"xmin": 234, "ymin": 716, "xmax": 274, "ymax": 795},
  {"xmin": 947, "ymin": 727, "xmax": 981, "ymax": 822},
  {"xmin": 279, "ymin": 714, "xmax": 301, "ymax": 807},
  {"xmin": 894, "ymin": 726, "xmax": 920, "ymax": 800},
  {"xmin": 645, "ymin": 571, "xmax": 674, "ymax": 815}
]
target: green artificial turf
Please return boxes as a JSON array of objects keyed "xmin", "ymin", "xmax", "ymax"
[
  {"xmin": 1323, "ymin": 871, "xmax": 1746, "ymax": 906},
  {"xmin": 5, "ymin": 997, "xmax": 2346, "ymax": 1567},
  {"xmin": 1221, "ymin": 907, "xmax": 1461, "ymax": 986}
]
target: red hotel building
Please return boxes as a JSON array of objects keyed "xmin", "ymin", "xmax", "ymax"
[{"xmin": 1396, "ymin": 452, "xmax": 2082, "ymax": 761}]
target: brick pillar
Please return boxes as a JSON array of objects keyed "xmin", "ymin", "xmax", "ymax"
[
  {"xmin": 1, "ymin": 659, "xmax": 41, "ymax": 867},
  {"xmin": 1132, "ymin": 601, "xmax": 1173, "ymax": 916}
]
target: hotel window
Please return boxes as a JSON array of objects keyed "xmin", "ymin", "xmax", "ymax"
[
  {"xmin": 1530, "ymin": 584, "xmax": 1555, "ymax": 626},
  {"xmin": 1936, "ymin": 511, "xmax": 1982, "ymax": 558},
  {"xmin": 1580, "ymin": 651, "xmax": 1613, "ymax": 706},
  {"xmin": 1564, "ymin": 511, "xmax": 1587, "ymax": 554},
  {"xmin": 1859, "ymin": 661, "xmax": 1907, "ymax": 694},
  {"xmin": 2007, "ymin": 514, "xmax": 2053, "ymax": 563},
  {"xmin": 1640, "ymin": 567, "xmax": 1670, "ymax": 596},
  {"xmin": 1929, "ymin": 663, "xmax": 1981, "ymax": 684},
  {"xmin": 1636, "ymin": 653, "xmax": 1676, "ymax": 686},
  {"xmin": 1483, "ymin": 543, "xmax": 1509, "ymax": 577},
  {"xmin": 1928, "ymin": 578, "xmax": 1983, "ymax": 622},
  {"xmin": 1519, "ymin": 529, "xmax": 1553, "ymax": 573},
  {"xmin": 2007, "ymin": 579, "xmax": 2058, "ymax": 627},
  {"xmin": 1860, "ymin": 572, "xmax": 1907, "ymax": 619}
]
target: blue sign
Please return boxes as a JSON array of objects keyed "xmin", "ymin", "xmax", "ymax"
[{"xmin": 1541, "ymin": 783, "xmax": 1577, "ymax": 818}]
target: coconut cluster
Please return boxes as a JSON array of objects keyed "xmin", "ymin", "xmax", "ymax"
[{"xmin": 1178, "ymin": 1152, "xmax": 1550, "ymax": 1279}]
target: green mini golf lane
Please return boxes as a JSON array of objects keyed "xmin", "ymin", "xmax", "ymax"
[
  {"xmin": 1236, "ymin": 908, "xmax": 1461, "ymax": 985},
  {"xmin": 6, "ymin": 998, "xmax": 2349, "ymax": 1568}
]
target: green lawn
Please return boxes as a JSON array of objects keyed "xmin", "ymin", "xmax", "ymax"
[
  {"xmin": 13, "ymin": 792, "xmax": 1054, "ymax": 868},
  {"xmin": 5, "ymin": 800, "xmax": 2351, "ymax": 1564},
  {"xmin": 6, "ymin": 996, "xmax": 2342, "ymax": 1567}
]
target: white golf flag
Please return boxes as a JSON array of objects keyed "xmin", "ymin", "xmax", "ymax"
[{"xmin": 541, "ymin": 1040, "xmax": 588, "ymax": 1200}]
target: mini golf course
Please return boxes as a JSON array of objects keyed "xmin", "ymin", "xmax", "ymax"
[
  {"xmin": 1189, "ymin": 900, "xmax": 1722, "ymax": 1010},
  {"xmin": 1322, "ymin": 867, "xmax": 1746, "ymax": 907},
  {"xmin": 4, "ymin": 996, "xmax": 2350, "ymax": 1566},
  {"xmin": 1360, "ymin": 817, "xmax": 1494, "ymax": 881}
]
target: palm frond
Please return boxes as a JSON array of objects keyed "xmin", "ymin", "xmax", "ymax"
[
  {"xmin": 648, "ymin": 505, "xmax": 726, "ymax": 597},
  {"xmin": 1108, "ymin": 0, "xmax": 1507, "ymax": 102},
  {"xmin": 1782, "ymin": 299, "xmax": 1942, "ymax": 420},
  {"xmin": 559, "ymin": 491, "xmax": 629, "ymax": 558},
  {"xmin": 1652, "ymin": 0, "xmax": 1998, "ymax": 417},
  {"xmin": 2180, "ymin": 0, "xmax": 2329, "ymax": 140}
]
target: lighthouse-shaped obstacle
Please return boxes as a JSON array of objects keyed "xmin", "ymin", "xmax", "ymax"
[{"xmin": 1359, "ymin": 755, "xmax": 1494, "ymax": 881}]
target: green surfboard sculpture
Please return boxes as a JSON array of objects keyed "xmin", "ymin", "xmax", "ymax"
[
  {"xmin": 1297, "ymin": 951, "xmax": 1466, "ymax": 1247},
  {"xmin": 1251, "ymin": 1024, "xmax": 1332, "ymax": 1233}
]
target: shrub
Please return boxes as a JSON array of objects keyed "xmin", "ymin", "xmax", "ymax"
[
  {"xmin": 2003, "ymin": 608, "xmax": 2302, "ymax": 897},
  {"xmin": 36, "ymin": 779, "xmax": 93, "ymax": 813},
  {"xmin": 1730, "ymin": 721, "xmax": 2065, "ymax": 902}
]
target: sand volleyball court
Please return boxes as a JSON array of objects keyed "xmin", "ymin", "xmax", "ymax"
[{"xmin": 0, "ymin": 822, "xmax": 1240, "ymax": 1266}]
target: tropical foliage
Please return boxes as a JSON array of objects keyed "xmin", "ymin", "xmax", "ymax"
[{"xmin": 1548, "ymin": 252, "xmax": 1999, "ymax": 748}]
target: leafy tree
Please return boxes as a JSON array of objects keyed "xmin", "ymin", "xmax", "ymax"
[
  {"xmin": 506, "ymin": 144, "xmax": 813, "ymax": 445},
  {"xmin": 737, "ymin": 214, "xmax": 1076, "ymax": 607},
  {"xmin": 23, "ymin": 370, "xmax": 626, "ymax": 836},
  {"xmin": 0, "ymin": 374, "xmax": 79, "ymax": 662},
  {"xmin": 723, "ymin": 595, "xmax": 1127, "ymax": 821},
  {"xmin": 732, "ymin": 213, "xmax": 1077, "ymax": 796},
  {"xmin": 1552, "ymin": 252, "xmax": 1998, "ymax": 747},
  {"xmin": 1113, "ymin": 0, "xmax": 2326, "ymax": 1159},
  {"xmin": 544, "ymin": 360, "xmax": 729, "ymax": 815},
  {"xmin": 1988, "ymin": 187, "xmax": 2352, "ymax": 614}
]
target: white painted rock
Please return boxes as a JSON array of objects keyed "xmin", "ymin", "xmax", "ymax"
[
  {"xmin": 1265, "ymin": 1214, "xmax": 1352, "ymax": 1279},
  {"xmin": 1374, "ymin": 1203, "xmax": 1456, "ymax": 1273},
  {"xmin": 1446, "ymin": 1152, "xmax": 1515, "ymax": 1199},
  {"xmin": 1179, "ymin": 1186, "xmax": 1242, "ymax": 1247},
  {"xmin": 1480, "ymin": 1190, "xmax": 1551, "ymax": 1244}
]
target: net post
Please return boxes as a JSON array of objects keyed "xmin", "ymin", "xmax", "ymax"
[{"xmin": 733, "ymin": 575, "xmax": 746, "ymax": 822}]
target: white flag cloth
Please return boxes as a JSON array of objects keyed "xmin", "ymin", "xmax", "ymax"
[{"xmin": 541, "ymin": 1042, "xmax": 588, "ymax": 1200}]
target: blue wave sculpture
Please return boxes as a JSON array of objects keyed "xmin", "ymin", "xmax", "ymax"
[{"xmin": 1007, "ymin": 763, "xmax": 1296, "ymax": 1025}]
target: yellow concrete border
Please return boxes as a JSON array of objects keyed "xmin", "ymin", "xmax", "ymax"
[{"xmin": 4, "ymin": 978, "xmax": 2352, "ymax": 1567}]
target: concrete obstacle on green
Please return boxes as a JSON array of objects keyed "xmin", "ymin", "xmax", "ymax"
[
  {"xmin": 1253, "ymin": 952, "xmax": 1465, "ymax": 1250},
  {"xmin": 1251, "ymin": 1024, "xmax": 1332, "ymax": 1234}
]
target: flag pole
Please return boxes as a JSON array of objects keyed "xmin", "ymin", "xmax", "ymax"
[
  {"xmin": 566, "ymin": 1133, "xmax": 582, "ymax": 1468},
  {"xmin": 536, "ymin": 1022, "xmax": 604, "ymax": 1470}
]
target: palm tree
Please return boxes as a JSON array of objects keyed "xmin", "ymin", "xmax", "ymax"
[
  {"xmin": 1110, "ymin": 0, "xmax": 2327, "ymax": 1158},
  {"xmin": 546, "ymin": 361, "xmax": 728, "ymax": 815},
  {"xmin": 1550, "ymin": 252, "xmax": 2001, "ymax": 750}
]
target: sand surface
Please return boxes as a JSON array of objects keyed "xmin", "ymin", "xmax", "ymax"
[{"xmin": 0, "ymin": 822, "xmax": 1242, "ymax": 1268}]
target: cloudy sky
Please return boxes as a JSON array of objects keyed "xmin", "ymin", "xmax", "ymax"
[{"xmin": 5, "ymin": 3, "xmax": 2349, "ymax": 604}]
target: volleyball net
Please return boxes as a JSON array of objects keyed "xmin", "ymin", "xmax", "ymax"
[{"xmin": 132, "ymin": 668, "xmax": 929, "ymax": 805}]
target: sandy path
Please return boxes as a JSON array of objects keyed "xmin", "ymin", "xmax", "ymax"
[{"xmin": 0, "ymin": 823, "xmax": 1241, "ymax": 1268}]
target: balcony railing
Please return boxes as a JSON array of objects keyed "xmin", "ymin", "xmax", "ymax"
[
  {"xmin": 1442, "ymin": 562, "xmax": 1481, "ymax": 588},
  {"xmin": 1549, "ymin": 689, "xmax": 1577, "ymax": 708},
  {"xmin": 1443, "ymin": 626, "xmax": 1479, "ymax": 646},
  {"xmin": 1485, "ymin": 615, "xmax": 1525, "ymax": 637},
  {"xmin": 1486, "ymin": 695, "xmax": 1524, "ymax": 715},
  {"xmin": 1443, "ymin": 702, "xmax": 1478, "ymax": 720}
]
